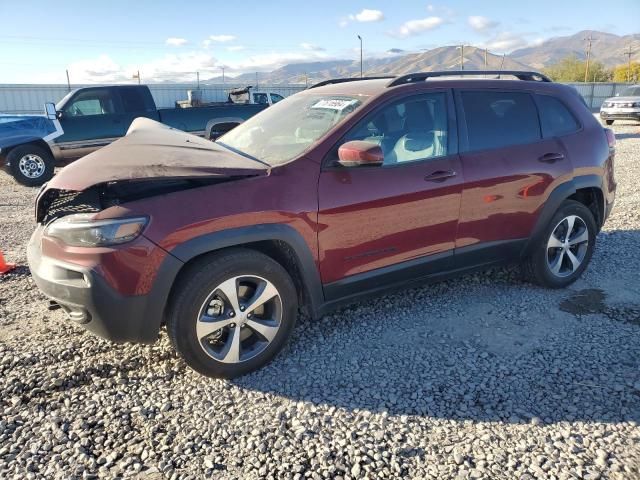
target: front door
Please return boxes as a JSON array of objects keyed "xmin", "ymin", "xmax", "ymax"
[
  {"xmin": 54, "ymin": 88, "xmax": 127, "ymax": 161},
  {"xmin": 318, "ymin": 91, "xmax": 463, "ymax": 299}
]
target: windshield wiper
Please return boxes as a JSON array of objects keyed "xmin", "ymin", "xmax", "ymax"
[{"xmin": 216, "ymin": 142, "xmax": 270, "ymax": 167}]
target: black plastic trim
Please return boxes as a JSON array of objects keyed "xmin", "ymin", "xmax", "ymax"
[
  {"xmin": 165, "ymin": 224, "xmax": 324, "ymax": 318},
  {"xmin": 521, "ymin": 174, "xmax": 603, "ymax": 256}
]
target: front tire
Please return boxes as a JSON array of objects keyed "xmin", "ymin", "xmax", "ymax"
[
  {"xmin": 166, "ymin": 249, "xmax": 298, "ymax": 378},
  {"xmin": 523, "ymin": 200, "xmax": 597, "ymax": 288},
  {"xmin": 7, "ymin": 144, "xmax": 55, "ymax": 186}
]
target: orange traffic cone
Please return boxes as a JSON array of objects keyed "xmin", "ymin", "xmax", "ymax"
[{"xmin": 0, "ymin": 250, "xmax": 16, "ymax": 275}]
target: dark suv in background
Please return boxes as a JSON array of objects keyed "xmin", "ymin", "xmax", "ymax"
[{"xmin": 28, "ymin": 71, "xmax": 616, "ymax": 378}]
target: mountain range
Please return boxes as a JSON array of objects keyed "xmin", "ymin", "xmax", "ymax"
[{"xmin": 208, "ymin": 30, "xmax": 640, "ymax": 85}]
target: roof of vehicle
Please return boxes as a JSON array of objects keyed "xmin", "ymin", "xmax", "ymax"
[{"xmin": 303, "ymin": 75, "xmax": 570, "ymax": 98}]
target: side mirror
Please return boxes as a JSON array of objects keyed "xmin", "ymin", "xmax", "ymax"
[
  {"xmin": 44, "ymin": 102, "xmax": 57, "ymax": 120},
  {"xmin": 337, "ymin": 140, "xmax": 384, "ymax": 167}
]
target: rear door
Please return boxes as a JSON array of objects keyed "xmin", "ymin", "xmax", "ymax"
[
  {"xmin": 55, "ymin": 88, "xmax": 127, "ymax": 160},
  {"xmin": 318, "ymin": 90, "xmax": 463, "ymax": 299},
  {"xmin": 454, "ymin": 88, "xmax": 574, "ymax": 265}
]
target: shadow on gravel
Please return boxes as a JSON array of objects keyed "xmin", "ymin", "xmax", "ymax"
[
  {"xmin": 234, "ymin": 230, "xmax": 640, "ymax": 425},
  {"xmin": 615, "ymin": 132, "xmax": 640, "ymax": 140}
]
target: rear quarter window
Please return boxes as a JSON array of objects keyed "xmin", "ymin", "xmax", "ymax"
[
  {"xmin": 460, "ymin": 90, "xmax": 541, "ymax": 151},
  {"xmin": 536, "ymin": 94, "xmax": 580, "ymax": 137}
]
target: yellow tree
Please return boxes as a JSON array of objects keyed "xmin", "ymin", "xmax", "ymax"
[
  {"xmin": 543, "ymin": 56, "xmax": 612, "ymax": 82},
  {"xmin": 612, "ymin": 62, "xmax": 640, "ymax": 83}
]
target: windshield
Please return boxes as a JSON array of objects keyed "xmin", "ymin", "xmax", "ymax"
[
  {"xmin": 218, "ymin": 93, "xmax": 366, "ymax": 165},
  {"xmin": 621, "ymin": 86, "xmax": 640, "ymax": 97}
]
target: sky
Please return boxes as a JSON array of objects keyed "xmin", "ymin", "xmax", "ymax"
[{"xmin": 0, "ymin": 0, "xmax": 638, "ymax": 84}]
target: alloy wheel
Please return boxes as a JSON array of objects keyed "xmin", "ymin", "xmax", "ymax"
[
  {"xmin": 546, "ymin": 215, "xmax": 589, "ymax": 278},
  {"xmin": 18, "ymin": 154, "xmax": 46, "ymax": 179},
  {"xmin": 196, "ymin": 275, "xmax": 282, "ymax": 363}
]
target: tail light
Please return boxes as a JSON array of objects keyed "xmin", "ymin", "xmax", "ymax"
[{"xmin": 604, "ymin": 128, "xmax": 616, "ymax": 151}]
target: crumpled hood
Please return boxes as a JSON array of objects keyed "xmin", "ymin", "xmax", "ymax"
[
  {"xmin": 48, "ymin": 117, "xmax": 269, "ymax": 191},
  {"xmin": 0, "ymin": 114, "xmax": 57, "ymax": 149}
]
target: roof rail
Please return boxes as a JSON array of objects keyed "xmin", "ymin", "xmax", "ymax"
[
  {"xmin": 387, "ymin": 70, "xmax": 552, "ymax": 87},
  {"xmin": 308, "ymin": 76, "xmax": 395, "ymax": 89}
]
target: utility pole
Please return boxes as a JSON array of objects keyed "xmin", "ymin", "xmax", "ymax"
[
  {"xmin": 458, "ymin": 45, "xmax": 465, "ymax": 70},
  {"xmin": 65, "ymin": 70, "xmax": 71, "ymax": 92},
  {"xmin": 196, "ymin": 71, "xmax": 200, "ymax": 89},
  {"xmin": 584, "ymin": 33, "xmax": 594, "ymax": 83},
  {"xmin": 255, "ymin": 72, "xmax": 258, "ymax": 89},
  {"xmin": 484, "ymin": 48, "xmax": 488, "ymax": 69},
  {"xmin": 221, "ymin": 66, "xmax": 225, "ymax": 85},
  {"xmin": 357, "ymin": 35, "xmax": 363, "ymax": 78},
  {"xmin": 624, "ymin": 45, "xmax": 635, "ymax": 83},
  {"xmin": 132, "ymin": 70, "xmax": 141, "ymax": 84}
]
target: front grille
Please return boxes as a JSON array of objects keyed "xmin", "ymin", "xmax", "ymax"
[{"xmin": 37, "ymin": 188, "xmax": 101, "ymax": 224}]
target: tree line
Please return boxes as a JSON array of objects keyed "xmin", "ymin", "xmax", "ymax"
[{"xmin": 542, "ymin": 56, "xmax": 640, "ymax": 83}]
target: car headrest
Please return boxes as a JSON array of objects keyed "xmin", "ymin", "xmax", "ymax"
[{"xmin": 402, "ymin": 132, "xmax": 434, "ymax": 152}]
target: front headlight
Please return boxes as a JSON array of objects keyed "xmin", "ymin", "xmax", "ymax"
[{"xmin": 45, "ymin": 214, "xmax": 148, "ymax": 247}]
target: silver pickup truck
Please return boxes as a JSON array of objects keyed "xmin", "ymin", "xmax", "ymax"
[{"xmin": 599, "ymin": 85, "xmax": 640, "ymax": 125}]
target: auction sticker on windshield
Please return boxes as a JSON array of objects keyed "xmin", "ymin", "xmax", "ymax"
[{"xmin": 311, "ymin": 98, "xmax": 360, "ymax": 111}]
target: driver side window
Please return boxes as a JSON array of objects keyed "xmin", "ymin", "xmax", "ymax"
[
  {"xmin": 64, "ymin": 90, "xmax": 116, "ymax": 117},
  {"xmin": 339, "ymin": 92, "xmax": 448, "ymax": 166}
]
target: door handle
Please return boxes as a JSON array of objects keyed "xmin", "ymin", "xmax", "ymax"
[
  {"xmin": 425, "ymin": 170, "xmax": 457, "ymax": 182},
  {"xmin": 538, "ymin": 153, "xmax": 565, "ymax": 163}
]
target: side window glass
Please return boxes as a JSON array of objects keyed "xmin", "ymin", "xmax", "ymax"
[
  {"xmin": 120, "ymin": 88, "xmax": 149, "ymax": 113},
  {"xmin": 461, "ymin": 91, "xmax": 541, "ymax": 151},
  {"xmin": 537, "ymin": 95, "xmax": 580, "ymax": 137},
  {"xmin": 253, "ymin": 93, "xmax": 269, "ymax": 105},
  {"xmin": 64, "ymin": 90, "xmax": 115, "ymax": 117},
  {"xmin": 271, "ymin": 93, "xmax": 284, "ymax": 103},
  {"xmin": 340, "ymin": 93, "xmax": 449, "ymax": 165}
]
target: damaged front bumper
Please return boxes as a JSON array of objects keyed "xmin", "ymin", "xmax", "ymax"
[{"xmin": 27, "ymin": 226, "xmax": 183, "ymax": 344}]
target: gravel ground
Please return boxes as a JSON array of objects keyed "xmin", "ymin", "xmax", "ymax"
[{"xmin": 1, "ymin": 120, "xmax": 639, "ymax": 479}]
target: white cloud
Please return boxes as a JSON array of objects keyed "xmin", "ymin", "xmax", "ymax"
[
  {"xmin": 67, "ymin": 55, "xmax": 129, "ymax": 83},
  {"xmin": 300, "ymin": 42, "xmax": 326, "ymax": 52},
  {"xmin": 340, "ymin": 8, "xmax": 384, "ymax": 27},
  {"xmin": 482, "ymin": 32, "xmax": 529, "ymax": 52},
  {"xmin": 468, "ymin": 16, "xmax": 499, "ymax": 32},
  {"xmin": 226, "ymin": 45, "xmax": 246, "ymax": 52},
  {"xmin": 393, "ymin": 16, "xmax": 445, "ymax": 38},
  {"xmin": 165, "ymin": 37, "xmax": 187, "ymax": 47},
  {"xmin": 208, "ymin": 35, "xmax": 236, "ymax": 42},
  {"xmin": 353, "ymin": 9, "xmax": 384, "ymax": 22}
]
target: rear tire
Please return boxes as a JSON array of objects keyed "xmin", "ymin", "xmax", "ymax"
[
  {"xmin": 605, "ymin": 119, "xmax": 614, "ymax": 125},
  {"xmin": 7, "ymin": 144, "xmax": 55, "ymax": 186},
  {"xmin": 166, "ymin": 249, "xmax": 298, "ymax": 378},
  {"xmin": 522, "ymin": 200, "xmax": 596, "ymax": 288}
]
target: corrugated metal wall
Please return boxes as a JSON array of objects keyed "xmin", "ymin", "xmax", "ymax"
[
  {"xmin": 0, "ymin": 83, "xmax": 307, "ymax": 114},
  {"xmin": 0, "ymin": 82, "xmax": 635, "ymax": 114},
  {"xmin": 563, "ymin": 83, "xmax": 631, "ymax": 109}
]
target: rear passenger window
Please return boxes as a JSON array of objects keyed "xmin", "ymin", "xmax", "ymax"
[
  {"xmin": 537, "ymin": 95, "xmax": 579, "ymax": 137},
  {"xmin": 461, "ymin": 91, "xmax": 541, "ymax": 151},
  {"xmin": 120, "ymin": 88, "xmax": 149, "ymax": 113}
]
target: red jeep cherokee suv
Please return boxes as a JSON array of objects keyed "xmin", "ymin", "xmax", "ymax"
[{"xmin": 28, "ymin": 71, "xmax": 616, "ymax": 378}]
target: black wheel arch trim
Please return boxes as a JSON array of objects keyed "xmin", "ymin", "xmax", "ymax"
[
  {"xmin": 522, "ymin": 174, "xmax": 603, "ymax": 257},
  {"xmin": 146, "ymin": 224, "xmax": 324, "ymax": 337}
]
